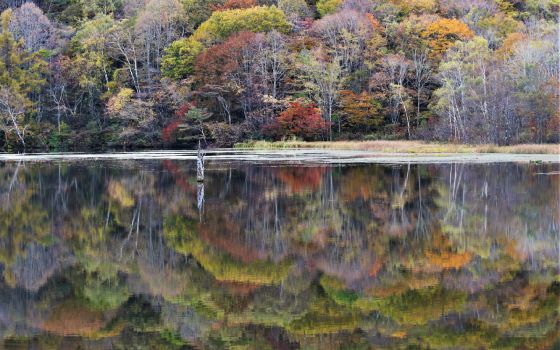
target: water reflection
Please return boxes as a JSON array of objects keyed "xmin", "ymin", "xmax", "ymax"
[{"xmin": 0, "ymin": 160, "xmax": 558, "ymax": 349}]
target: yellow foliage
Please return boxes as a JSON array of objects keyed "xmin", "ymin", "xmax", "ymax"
[
  {"xmin": 391, "ymin": 0, "xmax": 437, "ymax": 14},
  {"xmin": 107, "ymin": 88, "xmax": 134, "ymax": 116},
  {"xmin": 107, "ymin": 180, "xmax": 135, "ymax": 207}
]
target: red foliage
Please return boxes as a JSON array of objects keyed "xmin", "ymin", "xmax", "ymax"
[
  {"xmin": 175, "ymin": 102, "xmax": 195, "ymax": 118},
  {"xmin": 195, "ymin": 31, "xmax": 258, "ymax": 85},
  {"xmin": 265, "ymin": 102, "xmax": 329, "ymax": 140},
  {"xmin": 162, "ymin": 120, "xmax": 180, "ymax": 142},
  {"xmin": 163, "ymin": 103, "xmax": 194, "ymax": 142}
]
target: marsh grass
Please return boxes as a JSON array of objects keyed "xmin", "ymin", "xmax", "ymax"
[{"xmin": 235, "ymin": 140, "xmax": 560, "ymax": 154}]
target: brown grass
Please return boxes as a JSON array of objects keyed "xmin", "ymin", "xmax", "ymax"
[{"xmin": 235, "ymin": 140, "xmax": 560, "ymax": 154}]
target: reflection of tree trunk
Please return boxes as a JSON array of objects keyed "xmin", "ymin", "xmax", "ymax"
[
  {"xmin": 197, "ymin": 141, "xmax": 205, "ymax": 182},
  {"xmin": 197, "ymin": 182, "xmax": 204, "ymax": 222},
  {"xmin": 8, "ymin": 161, "xmax": 21, "ymax": 196},
  {"xmin": 415, "ymin": 165, "xmax": 426, "ymax": 239}
]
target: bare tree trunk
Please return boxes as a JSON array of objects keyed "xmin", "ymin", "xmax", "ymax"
[{"xmin": 197, "ymin": 140, "xmax": 205, "ymax": 182}]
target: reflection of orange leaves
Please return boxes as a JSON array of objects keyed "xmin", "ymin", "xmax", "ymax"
[
  {"xmin": 339, "ymin": 169, "xmax": 386, "ymax": 202},
  {"xmin": 39, "ymin": 300, "xmax": 109, "ymax": 337},
  {"xmin": 276, "ymin": 167, "xmax": 325, "ymax": 194},
  {"xmin": 426, "ymin": 250, "xmax": 472, "ymax": 270},
  {"xmin": 391, "ymin": 331, "xmax": 407, "ymax": 339},
  {"xmin": 501, "ymin": 237, "xmax": 527, "ymax": 261},
  {"xmin": 368, "ymin": 258, "xmax": 384, "ymax": 278},
  {"xmin": 425, "ymin": 230, "xmax": 473, "ymax": 270}
]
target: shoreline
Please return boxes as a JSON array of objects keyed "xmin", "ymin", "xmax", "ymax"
[
  {"xmin": 234, "ymin": 140, "xmax": 560, "ymax": 155},
  {"xmin": 0, "ymin": 149, "xmax": 557, "ymax": 164}
]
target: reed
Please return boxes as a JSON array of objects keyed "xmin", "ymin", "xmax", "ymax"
[{"xmin": 235, "ymin": 140, "xmax": 560, "ymax": 154}]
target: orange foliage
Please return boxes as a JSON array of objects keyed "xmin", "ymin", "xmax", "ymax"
[
  {"xmin": 421, "ymin": 18, "xmax": 474, "ymax": 58},
  {"xmin": 391, "ymin": 331, "xmax": 407, "ymax": 339},
  {"xmin": 339, "ymin": 90, "xmax": 382, "ymax": 130},
  {"xmin": 368, "ymin": 258, "xmax": 384, "ymax": 278},
  {"xmin": 365, "ymin": 13, "xmax": 383, "ymax": 31},
  {"xmin": 497, "ymin": 32, "xmax": 527, "ymax": 58},
  {"xmin": 213, "ymin": 0, "xmax": 257, "ymax": 11},
  {"xmin": 426, "ymin": 249, "xmax": 472, "ymax": 270}
]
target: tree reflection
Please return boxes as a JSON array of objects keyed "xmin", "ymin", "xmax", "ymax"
[{"xmin": 0, "ymin": 160, "xmax": 557, "ymax": 349}]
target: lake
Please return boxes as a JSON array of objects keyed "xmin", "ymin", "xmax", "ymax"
[{"xmin": 0, "ymin": 151, "xmax": 558, "ymax": 349}]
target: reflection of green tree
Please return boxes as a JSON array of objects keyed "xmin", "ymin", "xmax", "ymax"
[
  {"xmin": 164, "ymin": 216, "xmax": 292, "ymax": 285},
  {"xmin": 320, "ymin": 275, "xmax": 466, "ymax": 325},
  {"xmin": 81, "ymin": 274, "xmax": 129, "ymax": 311},
  {"xmin": 0, "ymin": 169, "xmax": 50, "ymax": 287}
]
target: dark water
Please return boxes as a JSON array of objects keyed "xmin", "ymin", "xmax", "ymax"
[{"xmin": 0, "ymin": 159, "xmax": 558, "ymax": 349}]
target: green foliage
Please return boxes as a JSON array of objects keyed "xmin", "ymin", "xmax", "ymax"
[
  {"xmin": 181, "ymin": 0, "xmax": 224, "ymax": 28},
  {"xmin": 164, "ymin": 215, "xmax": 293, "ymax": 285},
  {"xmin": 48, "ymin": 121, "xmax": 72, "ymax": 150},
  {"xmin": 316, "ymin": 0, "xmax": 342, "ymax": 17},
  {"xmin": 161, "ymin": 38, "xmax": 204, "ymax": 80},
  {"xmin": 192, "ymin": 6, "xmax": 291, "ymax": 44}
]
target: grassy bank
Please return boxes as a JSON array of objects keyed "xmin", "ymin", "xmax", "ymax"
[{"xmin": 235, "ymin": 140, "xmax": 560, "ymax": 154}]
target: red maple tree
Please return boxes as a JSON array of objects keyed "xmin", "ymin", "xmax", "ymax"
[{"xmin": 266, "ymin": 102, "xmax": 329, "ymax": 140}]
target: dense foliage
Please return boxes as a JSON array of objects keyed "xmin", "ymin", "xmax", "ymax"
[{"xmin": 0, "ymin": 0, "xmax": 558, "ymax": 150}]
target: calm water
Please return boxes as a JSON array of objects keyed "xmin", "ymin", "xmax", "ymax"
[{"xmin": 0, "ymin": 155, "xmax": 558, "ymax": 349}]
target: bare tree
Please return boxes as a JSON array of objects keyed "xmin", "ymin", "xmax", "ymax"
[
  {"xmin": 135, "ymin": 0, "xmax": 185, "ymax": 92},
  {"xmin": 0, "ymin": 87, "xmax": 27, "ymax": 147},
  {"xmin": 302, "ymin": 50, "xmax": 342, "ymax": 140},
  {"xmin": 411, "ymin": 49, "xmax": 432, "ymax": 128},
  {"xmin": 107, "ymin": 20, "xmax": 143, "ymax": 94},
  {"xmin": 10, "ymin": 2, "xmax": 57, "ymax": 53},
  {"xmin": 383, "ymin": 54, "xmax": 412, "ymax": 138}
]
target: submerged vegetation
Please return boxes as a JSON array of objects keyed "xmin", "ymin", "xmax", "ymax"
[{"xmin": 0, "ymin": 0, "xmax": 558, "ymax": 151}]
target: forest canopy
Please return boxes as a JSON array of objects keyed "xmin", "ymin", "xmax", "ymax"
[{"xmin": 0, "ymin": 0, "xmax": 558, "ymax": 150}]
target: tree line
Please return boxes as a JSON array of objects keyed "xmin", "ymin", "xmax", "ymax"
[{"xmin": 0, "ymin": 0, "xmax": 558, "ymax": 150}]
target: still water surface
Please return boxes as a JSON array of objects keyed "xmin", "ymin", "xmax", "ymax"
[{"xmin": 0, "ymin": 153, "xmax": 558, "ymax": 349}]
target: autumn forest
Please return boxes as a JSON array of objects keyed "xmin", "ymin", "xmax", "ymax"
[{"xmin": 0, "ymin": 0, "xmax": 558, "ymax": 150}]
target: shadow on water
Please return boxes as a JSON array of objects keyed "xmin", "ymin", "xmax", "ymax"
[{"xmin": 0, "ymin": 159, "xmax": 558, "ymax": 349}]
